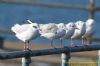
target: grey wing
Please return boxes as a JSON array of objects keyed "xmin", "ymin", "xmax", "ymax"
[
  {"xmin": 48, "ymin": 23, "xmax": 58, "ymax": 32},
  {"xmin": 41, "ymin": 23, "xmax": 57, "ymax": 33}
]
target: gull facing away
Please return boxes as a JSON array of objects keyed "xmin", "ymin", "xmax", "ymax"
[
  {"xmin": 71, "ymin": 21, "xmax": 86, "ymax": 47},
  {"xmin": 63, "ymin": 22, "xmax": 79, "ymax": 46},
  {"xmin": 82, "ymin": 19, "xmax": 95, "ymax": 45},
  {"xmin": 11, "ymin": 20, "xmax": 40, "ymax": 50}
]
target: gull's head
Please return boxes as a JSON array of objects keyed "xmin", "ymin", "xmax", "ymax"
[
  {"xmin": 27, "ymin": 19, "xmax": 40, "ymax": 30},
  {"xmin": 75, "ymin": 21, "xmax": 85, "ymax": 30},
  {"xmin": 57, "ymin": 23, "xmax": 65, "ymax": 29},
  {"xmin": 66, "ymin": 22, "xmax": 75, "ymax": 28},
  {"xmin": 66, "ymin": 22, "xmax": 80, "ymax": 30},
  {"xmin": 31, "ymin": 23, "xmax": 39, "ymax": 28},
  {"xmin": 86, "ymin": 19, "xmax": 94, "ymax": 26}
]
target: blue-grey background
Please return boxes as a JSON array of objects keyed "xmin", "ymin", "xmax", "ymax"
[{"xmin": 0, "ymin": 0, "xmax": 100, "ymax": 45}]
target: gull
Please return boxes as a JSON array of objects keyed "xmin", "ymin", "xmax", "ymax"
[
  {"xmin": 40, "ymin": 23, "xmax": 58, "ymax": 48},
  {"xmin": 56, "ymin": 23, "xmax": 66, "ymax": 48},
  {"xmin": 11, "ymin": 20, "xmax": 40, "ymax": 50},
  {"xmin": 39, "ymin": 23, "xmax": 57, "ymax": 33},
  {"xmin": 40, "ymin": 23, "xmax": 66, "ymax": 48},
  {"xmin": 64, "ymin": 22, "xmax": 77, "ymax": 39},
  {"xmin": 63, "ymin": 22, "xmax": 79, "ymax": 46},
  {"xmin": 71, "ymin": 21, "xmax": 86, "ymax": 47},
  {"xmin": 82, "ymin": 19, "xmax": 95, "ymax": 46}
]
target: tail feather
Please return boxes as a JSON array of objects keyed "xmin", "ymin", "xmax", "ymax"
[{"xmin": 11, "ymin": 24, "xmax": 21, "ymax": 34}]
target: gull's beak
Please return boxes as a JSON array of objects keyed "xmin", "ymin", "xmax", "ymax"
[
  {"xmin": 37, "ymin": 27, "xmax": 41, "ymax": 31},
  {"xmin": 75, "ymin": 27, "xmax": 80, "ymax": 30},
  {"xmin": 74, "ymin": 25, "xmax": 80, "ymax": 30},
  {"xmin": 38, "ymin": 28, "xmax": 41, "ymax": 31},
  {"xmin": 27, "ymin": 20, "xmax": 33, "ymax": 24}
]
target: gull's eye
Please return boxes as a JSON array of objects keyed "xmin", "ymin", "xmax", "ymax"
[
  {"xmin": 72, "ymin": 25, "xmax": 74, "ymax": 27},
  {"xmin": 33, "ymin": 26, "xmax": 37, "ymax": 28},
  {"xmin": 70, "ymin": 24, "xmax": 73, "ymax": 27}
]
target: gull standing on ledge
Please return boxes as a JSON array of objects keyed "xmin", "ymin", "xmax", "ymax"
[
  {"xmin": 82, "ymin": 19, "xmax": 95, "ymax": 46},
  {"xmin": 40, "ymin": 23, "xmax": 66, "ymax": 48},
  {"xmin": 71, "ymin": 21, "xmax": 86, "ymax": 47},
  {"xmin": 11, "ymin": 20, "xmax": 40, "ymax": 50},
  {"xmin": 56, "ymin": 23, "xmax": 66, "ymax": 48},
  {"xmin": 40, "ymin": 23, "xmax": 58, "ymax": 48},
  {"xmin": 63, "ymin": 22, "xmax": 79, "ymax": 46}
]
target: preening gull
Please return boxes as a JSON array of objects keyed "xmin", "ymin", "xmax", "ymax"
[{"xmin": 11, "ymin": 20, "xmax": 40, "ymax": 50}]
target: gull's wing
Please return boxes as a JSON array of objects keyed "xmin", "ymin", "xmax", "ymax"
[
  {"xmin": 40, "ymin": 23, "xmax": 57, "ymax": 33},
  {"xmin": 11, "ymin": 24, "xmax": 30, "ymax": 34},
  {"xmin": 11, "ymin": 24, "xmax": 21, "ymax": 34}
]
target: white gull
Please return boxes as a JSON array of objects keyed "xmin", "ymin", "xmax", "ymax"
[
  {"xmin": 40, "ymin": 23, "xmax": 58, "ymax": 48},
  {"xmin": 82, "ymin": 19, "xmax": 95, "ymax": 45},
  {"xmin": 56, "ymin": 23, "xmax": 66, "ymax": 48},
  {"xmin": 63, "ymin": 22, "xmax": 79, "ymax": 46},
  {"xmin": 71, "ymin": 21, "xmax": 86, "ymax": 47},
  {"xmin": 11, "ymin": 20, "xmax": 40, "ymax": 50}
]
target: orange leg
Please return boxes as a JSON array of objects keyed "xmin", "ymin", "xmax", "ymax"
[
  {"xmin": 60, "ymin": 38, "xmax": 63, "ymax": 48},
  {"xmin": 50, "ymin": 38, "xmax": 53, "ymax": 48}
]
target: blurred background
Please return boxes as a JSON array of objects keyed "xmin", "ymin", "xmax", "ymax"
[{"xmin": 0, "ymin": 0, "xmax": 100, "ymax": 66}]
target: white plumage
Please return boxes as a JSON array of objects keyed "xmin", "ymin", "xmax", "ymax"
[
  {"xmin": 40, "ymin": 23, "xmax": 66, "ymax": 48},
  {"xmin": 40, "ymin": 23, "xmax": 57, "ymax": 34},
  {"xmin": 71, "ymin": 21, "xmax": 86, "ymax": 47},
  {"xmin": 61, "ymin": 22, "xmax": 79, "ymax": 47},
  {"xmin": 40, "ymin": 23, "xmax": 58, "ymax": 48},
  {"xmin": 64, "ymin": 22, "xmax": 76, "ymax": 39},
  {"xmin": 82, "ymin": 19, "xmax": 95, "ymax": 45},
  {"xmin": 11, "ymin": 19, "xmax": 95, "ymax": 48},
  {"xmin": 11, "ymin": 20, "xmax": 40, "ymax": 50},
  {"xmin": 56, "ymin": 23, "xmax": 66, "ymax": 48}
]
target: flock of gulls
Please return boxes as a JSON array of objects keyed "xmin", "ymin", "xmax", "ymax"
[{"xmin": 11, "ymin": 19, "xmax": 94, "ymax": 50}]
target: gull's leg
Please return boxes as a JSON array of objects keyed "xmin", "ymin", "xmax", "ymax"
[
  {"xmin": 71, "ymin": 38, "xmax": 74, "ymax": 47},
  {"xmin": 50, "ymin": 38, "xmax": 53, "ymax": 48},
  {"xmin": 81, "ymin": 37, "xmax": 89, "ymax": 48},
  {"xmin": 71, "ymin": 38, "xmax": 76, "ymax": 47},
  {"xmin": 82, "ymin": 36, "xmax": 88, "ymax": 46},
  {"xmin": 82, "ymin": 36, "xmax": 84, "ymax": 46},
  {"xmin": 84, "ymin": 37, "xmax": 88, "ymax": 46},
  {"xmin": 26, "ymin": 41, "xmax": 30, "ymax": 50},
  {"xmin": 24, "ymin": 41, "xmax": 32, "ymax": 65},
  {"xmin": 24, "ymin": 41, "xmax": 27, "ymax": 51},
  {"xmin": 86, "ymin": 38, "xmax": 89, "ymax": 46},
  {"xmin": 60, "ymin": 38, "xmax": 63, "ymax": 48},
  {"xmin": 59, "ymin": 34, "xmax": 63, "ymax": 48}
]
